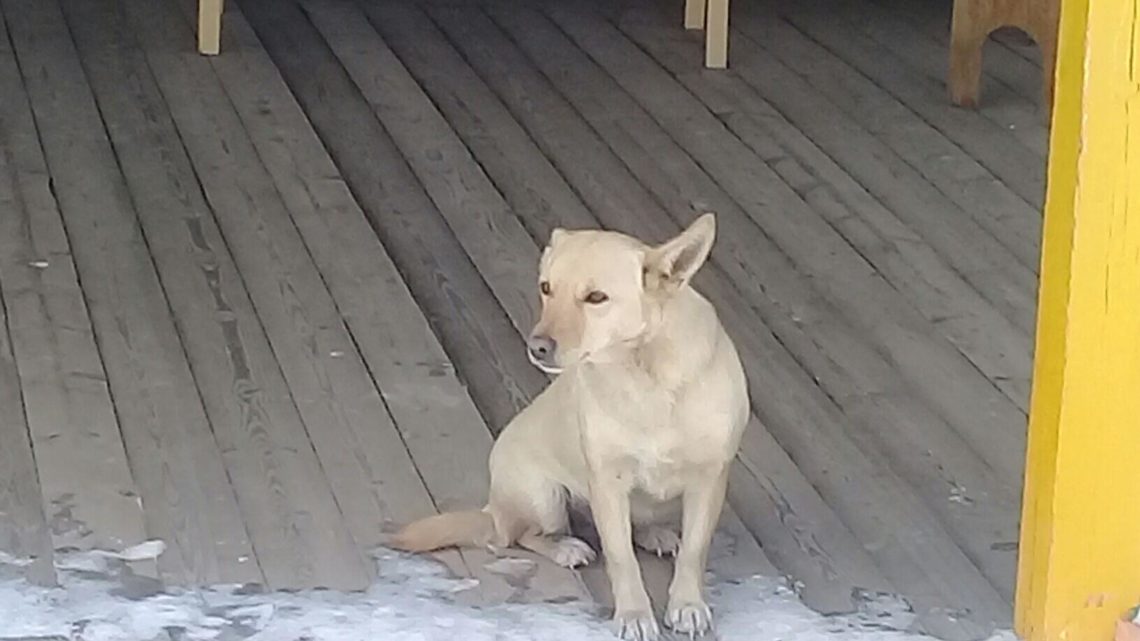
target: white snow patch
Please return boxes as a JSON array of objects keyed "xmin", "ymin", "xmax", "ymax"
[{"xmin": 0, "ymin": 545, "xmax": 1017, "ymax": 641}]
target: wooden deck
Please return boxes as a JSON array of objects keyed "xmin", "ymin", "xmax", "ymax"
[{"xmin": 0, "ymin": 0, "xmax": 1044, "ymax": 637}]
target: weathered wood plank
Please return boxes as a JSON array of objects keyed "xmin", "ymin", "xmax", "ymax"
[
  {"xmin": 52, "ymin": 0, "xmax": 369, "ymax": 590},
  {"xmin": 172, "ymin": 0, "xmax": 589, "ymax": 605},
  {"xmin": 0, "ymin": 167, "xmax": 54, "ymax": 586},
  {"xmin": 303, "ymin": 0, "xmax": 541, "ymax": 338},
  {"xmin": 351, "ymin": 4, "xmax": 600, "ymax": 236},
  {"xmin": 667, "ymin": 7, "xmax": 1043, "ymax": 342},
  {"xmin": 165, "ymin": 0, "xmax": 480, "ymax": 535},
  {"xmin": 4, "ymin": 0, "xmax": 259, "ymax": 587},
  {"xmin": 494, "ymin": 0, "xmax": 1021, "ymax": 536},
  {"xmin": 359, "ymin": 0, "xmax": 879, "ymax": 615},
  {"xmin": 514, "ymin": 0, "xmax": 1032, "ymax": 423},
  {"xmin": 610, "ymin": 3, "xmax": 1033, "ymax": 406},
  {"xmin": 739, "ymin": 1, "xmax": 1046, "ymax": 253},
  {"xmin": 522, "ymin": 1, "xmax": 1012, "ymax": 629},
  {"xmin": 0, "ymin": 19, "xmax": 55, "ymax": 586},
  {"xmin": 230, "ymin": 0, "xmax": 590, "ymax": 604},
  {"xmin": 97, "ymin": 0, "xmax": 409, "ymax": 588},
  {"xmin": 0, "ymin": 318, "xmax": 54, "ymax": 587},
  {"xmin": 785, "ymin": 0, "xmax": 1046, "ymax": 182},
  {"xmin": 543, "ymin": 0, "xmax": 1027, "ymax": 475},
  {"xmin": 605, "ymin": 0, "xmax": 1034, "ymax": 439},
  {"xmin": 0, "ymin": 1, "xmax": 1039, "ymax": 633},
  {"xmin": 486, "ymin": 0, "xmax": 1022, "ymax": 597},
  {"xmin": 1, "ymin": 0, "xmax": 195, "ymax": 582},
  {"xmin": 402, "ymin": 2, "xmax": 1012, "ymax": 632},
  {"xmin": 303, "ymin": 0, "xmax": 772, "ymax": 615},
  {"xmin": 871, "ymin": 0, "xmax": 1046, "ymax": 99},
  {"xmin": 770, "ymin": 0, "xmax": 1049, "ymax": 192},
  {"xmin": 330, "ymin": 0, "xmax": 820, "ymax": 606},
  {"xmin": 817, "ymin": 0, "xmax": 1048, "ymax": 155},
  {"xmin": 237, "ymin": 0, "xmax": 541, "ymax": 433}
]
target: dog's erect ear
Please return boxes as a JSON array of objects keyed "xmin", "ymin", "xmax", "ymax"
[
  {"xmin": 645, "ymin": 213, "xmax": 716, "ymax": 295},
  {"xmin": 549, "ymin": 227, "xmax": 567, "ymax": 247}
]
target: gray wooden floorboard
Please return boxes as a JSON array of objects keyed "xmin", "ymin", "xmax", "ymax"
[
  {"xmin": 0, "ymin": 217, "xmax": 54, "ymax": 587},
  {"xmin": 238, "ymin": 0, "xmax": 544, "ymax": 435},
  {"xmin": 0, "ymin": 20, "xmax": 56, "ymax": 587},
  {"xmin": 53, "ymin": 0, "xmax": 372, "ymax": 591},
  {"xmin": 505, "ymin": 0, "xmax": 1031, "ymax": 438},
  {"xmin": 482, "ymin": 0, "xmax": 1021, "ymax": 595},
  {"xmin": 506, "ymin": 0, "xmax": 1016, "ymax": 568},
  {"xmin": 602, "ymin": 0, "xmax": 1033, "ymax": 458},
  {"xmin": 366, "ymin": 0, "xmax": 885, "ymax": 615},
  {"xmin": 23, "ymin": 0, "xmax": 262, "ymax": 588},
  {"xmin": 232, "ymin": 0, "xmax": 593, "ymax": 604},
  {"xmin": 739, "ymin": 1, "xmax": 1045, "ymax": 256},
  {"xmin": 0, "ymin": 0, "xmax": 1037, "ymax": 634},
  {"xmin": 382, "ymin": 1, "xmax": 1011, "ymax": 634},
  {"xmin": 306, "ymin": 0, "xmax": 772, "ymax": 618},
  {"xmin": 870, "ymin": 0, "xmax": 1045, "ymax": 91},
  {"xmin": 492, "ymin": 4, "xmax": 1014, "ymax": 631},
  {"xmin": 342, "ymin": 0, "xmax": 780, "ymax": 604},
  {"xmin": 765, "ymin": 0, "xmax": 1047, "ymax": 208},
  {"xmin": 1, "ymin": 0, "xmax": 207, "ymax": 583},
  {"xmin": 609, "ymin": 4, "xmax": 1034, "ymax": 412},
  {"xmin": 303, "ymin": 0, "xmax": 543, "ymax": 340},
  {"xmin": 819, "ymin": 0, "xmax": 1048, "ymax": 155},
  {"xmin": 685, "ymin": 6, "xmax": 1042, "ymax": 337},
  {"xmin": 169, "ymin": 0, "xmax": 589, "ymax": 605},
  {"xmin": 542, "ymin": 1, "xmax": 1026, "ymax": 484}
]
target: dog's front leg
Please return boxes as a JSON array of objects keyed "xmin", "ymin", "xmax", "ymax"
[
  {"xmin": 666, "ymin": 466, "xmax": 729, "ymax": 637},
  {"xmin": 590, "ymin": 473, "xmax": 658, "ymax": 641}
]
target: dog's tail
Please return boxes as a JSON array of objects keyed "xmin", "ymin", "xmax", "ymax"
[{"xmin": 387, "ymin": 509, "xmax": 497, "ymax": 553}]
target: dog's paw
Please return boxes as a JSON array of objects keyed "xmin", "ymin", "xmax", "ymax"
[
  {"xmin": 666, "ymin": 600, "xmax": 714, "ymax": 637},
  {"xmin": 613, "ymin": 609, "xmax": 660, "ymax": 641},
  {"xmin": 634, "ymin": 525, "xmax": 681, "ymax": 557},
  {"xmin": 551, "ymin": 536, "xmax": 596, "ymax": 568}
]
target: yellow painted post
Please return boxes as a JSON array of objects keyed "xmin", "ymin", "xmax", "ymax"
[{"xmin": 1014, "ymin": 0, "xmax": 1140, "ymax": 636}]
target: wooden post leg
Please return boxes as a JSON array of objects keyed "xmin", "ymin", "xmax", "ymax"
[
  {"xmin": 948, "ymin": 2, "xmax": 989, "ymax": 107},
  {"xmin": 704, "ymin": 0, "xmax": 728, "ymax": 68},
  {"xmin": 684, "ymin": 0, "xmax": 707, "ymax": 30},
  {"xmin": 1034, "ymin": 5, "xmax": 1060, "ymax": 117},
  {"xmin": 948, "ymin": 0, "xmax": 1060, "ymax": 116},
  {"xmin": 198, "ymin": 0, "xmax": 223, "ymax": 55},
  {"xmin": 1038, "ymin": 35, "xmax": 1057, "ymax": 117}
]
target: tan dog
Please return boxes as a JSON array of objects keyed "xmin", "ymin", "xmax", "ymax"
[{"xmin": 389, "ymin": 214, "xmax": 749, "ymax": 640}]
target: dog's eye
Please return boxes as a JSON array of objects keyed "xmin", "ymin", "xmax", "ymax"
[
  {"xmin": 584, "ymin": 291, "xmax": 609, "ymax": 305},
  {"xmin": 540, "ymin": 281, "xmax": 552, "ymax": 296}
]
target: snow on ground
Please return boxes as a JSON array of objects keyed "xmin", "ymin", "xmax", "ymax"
[{"xmin": 0, "ymin": 542, "xmax": 1017, "ymax": 641}]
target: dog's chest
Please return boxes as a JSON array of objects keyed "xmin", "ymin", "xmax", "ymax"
[
  {"xmin": 627, "ymin": 434, "xmax": 701, "ymax": 499},
  {"xmin": 585, "ymin": 419, "xmax": 700, "ymax": 498},
  {"xmin": 577, "ymin": 373, "xmax": 727, "ymax": 499}
]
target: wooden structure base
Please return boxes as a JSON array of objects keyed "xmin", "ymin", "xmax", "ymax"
[{"xmin": 949, "ymin": 0, "xmax": 1059, "ymax": 113}]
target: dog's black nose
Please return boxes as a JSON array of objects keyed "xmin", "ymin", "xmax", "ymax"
[{"xmin": 527, "ymin": 334, "xmax": 557, "ymax": 363}]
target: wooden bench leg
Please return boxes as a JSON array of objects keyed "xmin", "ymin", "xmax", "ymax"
[
  {"xmin": 948, "ymin": 3, "xmax": 990, "ymax": 108},
  {"xmin": 684, "ymin": 0, "xmax": 707, "ymax": 30},
  {"xmin": 198, "ymin": 0, "xmax": 223, "ymax": 55},
  {"xmin": 705, "ymin": 0, "xmax": 729, "ymax": 68},
  {"xmin": 1034, "ymin": 10, "xmax": 1058, "ymax": 116},
  {"xmin": 948, "ymin": 0, "xmax": 1059, "ymax": 115}
]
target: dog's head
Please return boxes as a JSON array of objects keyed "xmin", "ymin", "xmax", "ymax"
[{"xmin": 527, "ymin": 213, "xmax": 717, "ymax": 374}]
